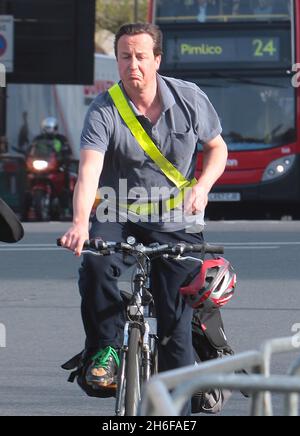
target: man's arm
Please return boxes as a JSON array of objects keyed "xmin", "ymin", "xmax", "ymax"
[
  {"xmin": 60, "ymin": 149, "xmax": 104, "ymax": 256},
  {"xmin": 185, "ymin": 134, "xmax": 228, "ymax": 214}
]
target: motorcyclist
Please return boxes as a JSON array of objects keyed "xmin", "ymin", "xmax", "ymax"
[
  {"xmin": 30, "ymin": 117, "xmax": 74, "ymax": 216},
  {"xmin": 32, "ymin": 117, "xmax": 72, "ymax": 163}
]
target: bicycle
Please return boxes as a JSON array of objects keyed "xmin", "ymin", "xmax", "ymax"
[{"xmin": 58, "ymin": 237, "xmax": 224, "ymax": 416}]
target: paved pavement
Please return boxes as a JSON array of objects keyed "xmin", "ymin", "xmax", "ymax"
[{"xmin": 0, "ymin": 221, "xmax": 300, "ymax": 416}]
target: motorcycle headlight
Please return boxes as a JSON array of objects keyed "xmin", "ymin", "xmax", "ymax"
[
  {"xmin": 32, "ymin": 160, "xmax": 49, "ymax": 171},
  {"xmin": 262, "ymin": 155, "xmax": 296, "ymax": 182}
]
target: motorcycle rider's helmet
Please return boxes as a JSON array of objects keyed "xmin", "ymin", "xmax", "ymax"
[
  {"xmin": 180, "ymin": 257, "xmax": 236, "ymax": 309},
  {"xmin": 41, "ymin": 117, "xmax": 58, "ymax": 135}
]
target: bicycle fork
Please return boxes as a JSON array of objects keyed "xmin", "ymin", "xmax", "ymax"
[
  {"xmin": 115, "ymin": 323, "xmax": 129, "ymax": 416},
  {"xmin": 115, "ymin": 318, "xmax": 157, "ymax": 416}
]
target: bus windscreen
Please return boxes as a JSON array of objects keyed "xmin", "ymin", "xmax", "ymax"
[{"xmin": 195, "ymin": 76, "xmax": 296, "ymax": 151}]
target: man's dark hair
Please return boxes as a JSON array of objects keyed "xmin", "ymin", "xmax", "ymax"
[{"xmin": 114, "ymin": 22, "xmax": 163, "ymax": 58}]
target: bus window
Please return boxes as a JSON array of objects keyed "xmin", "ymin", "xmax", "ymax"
[
  {"xmin": 155, "ymin": 0, "xmax": 192, "ymax": 21},
  {"xmin": 155, "ymin": 0, "xmax": 291, "ymax": 23}
]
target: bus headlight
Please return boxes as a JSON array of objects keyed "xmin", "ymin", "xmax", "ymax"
[{"xmin": 262, "ymin": 155, "xmax": 296, "ymax": 182}]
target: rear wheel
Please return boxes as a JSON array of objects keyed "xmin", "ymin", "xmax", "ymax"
[{"xmin": 125, "ymin": 326, "xmax": 142, "ymax": 416}]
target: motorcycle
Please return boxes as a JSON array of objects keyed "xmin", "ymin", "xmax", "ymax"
[{"xmin": 24, "ymin": 139, "xmax": 76, "ymax": 221}]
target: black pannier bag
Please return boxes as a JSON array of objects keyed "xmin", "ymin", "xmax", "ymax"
[{"xmin": 191, "ymin": 306, "xmax": 235, "ymax": 414}]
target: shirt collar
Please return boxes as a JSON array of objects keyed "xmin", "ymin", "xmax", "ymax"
[
  {"xmin": 119, "ymin": 74, "xmax": 175, "ymax": 116},
  {"xmin": 157, "ymin": 74, "xmax": 176, "ymax": 112}
]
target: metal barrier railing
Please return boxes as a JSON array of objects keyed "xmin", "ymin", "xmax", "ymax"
[
  {"xmin": 139, "ymin": 334, "xmax": 300, "ymax": 416},
  {"xmin": 260, "ymin": 336, "xmax": 300, "ymax": 416}
]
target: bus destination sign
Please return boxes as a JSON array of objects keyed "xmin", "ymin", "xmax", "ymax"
[{"xmin": 166, "ymin": 36, "xmax": 281, "ymax": 65}]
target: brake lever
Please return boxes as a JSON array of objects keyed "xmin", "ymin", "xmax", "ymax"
[
  {"xmin": 81, "ymin": 249, "xmax": 103, "ymax": 256},
  {"xmin": 163, "ymin": 254, "xmax": 203, "ymax": 263}
]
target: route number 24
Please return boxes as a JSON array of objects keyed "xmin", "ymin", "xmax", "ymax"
[{"xmin": 253, "ymin": 39, "xmax": 277, "ymax": 57}]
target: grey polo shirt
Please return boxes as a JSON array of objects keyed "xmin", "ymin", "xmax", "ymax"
[{"xmin": 80, "ymin": 74, "xmax": 222, "ymax": 232}]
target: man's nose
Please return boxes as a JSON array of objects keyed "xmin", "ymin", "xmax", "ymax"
[{"xmin": 129, "ymin": 56, "xmax": 138, "ymax": 69}]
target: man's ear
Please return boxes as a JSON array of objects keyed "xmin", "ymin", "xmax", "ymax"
[{"xmin": 155, "ymin": 55, "xmax": 162, "ymax": 71}]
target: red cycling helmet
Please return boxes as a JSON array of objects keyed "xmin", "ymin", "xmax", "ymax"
[{"xmin": 180, "ymin": 257, "xmax": 236, "ymax": 309}]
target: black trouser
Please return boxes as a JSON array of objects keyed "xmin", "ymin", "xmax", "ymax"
[{"xmin": 79, "ymin": 220, "xmax": 204, "ymax": 411}]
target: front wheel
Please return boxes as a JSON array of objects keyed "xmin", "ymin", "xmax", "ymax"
[
  {"xmin": 125, "ymin": 326, "xmax": 142, "ymax": 416},
  {"xmin": 32, "ymin": 189, "xmax": 50, "ymax": 221}
]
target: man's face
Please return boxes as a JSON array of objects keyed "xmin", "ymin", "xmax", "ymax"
[{"xmin": 117, "ymin": 33, "xmax": 161, "ymax": 92}]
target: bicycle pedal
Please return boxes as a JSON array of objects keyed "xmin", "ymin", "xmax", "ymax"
[
  {"xmin": 89, "ymin": 383, "xmax": 117, "ymax": 398},
  {"xmin": 90, "ymin": 381, "xmax": 117, "ymax": 393}
]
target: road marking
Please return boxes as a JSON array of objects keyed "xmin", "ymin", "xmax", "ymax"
[
  {"xmin": 217, "ymin": 242, "xmax": 300, "ymax": 250},
  {"xmin": 1, "ymin": 241, "xmax": 299, "ymax": 252},
  {"xmin": 225, "ymin": 246, "xmax": 279, "ymax": 250},
  {"xmin": 0, "ymin": 244, "xmax": 61, "ymax": 252},
  {"xmin": 0, "ymin": 247, "xmax": 61, "ymax": 251},
  {"xmin": 0, "ymin": 247, "xmax": 278, "ymax": 252},
  {"xmin": 0, "ymin": 243, "xmax": 63, "ymax": 251},
  {"xmin": 2, "ymin": 243, "xmax": 55, "ymax": 247},
  {"xmin": 221, "ymin": 242, "xmax": 300, "ymax": 246}
]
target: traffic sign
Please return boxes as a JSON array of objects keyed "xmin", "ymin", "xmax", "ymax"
[
  {"xmin": 0, "ymin": 15, "xmax": 14, "ymax": 73},
  {"xmin": 0, "ymin": 34, "xmax": 7, "ymax": 56}
]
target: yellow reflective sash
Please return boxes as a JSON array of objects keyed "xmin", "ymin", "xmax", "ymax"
[{"xmin": 108, "ymin": 83, "xmax": 197, "ymax": 215}]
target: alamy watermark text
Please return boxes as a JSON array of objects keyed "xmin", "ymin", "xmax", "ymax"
[{"xmin": 0, "ymin": 323, "xmax": 6, "ymax": 348}]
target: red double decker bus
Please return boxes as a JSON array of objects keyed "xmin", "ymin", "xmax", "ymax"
[{"xmin": 149, "ymin": 0, "xmax": 299, "ymax": 215}]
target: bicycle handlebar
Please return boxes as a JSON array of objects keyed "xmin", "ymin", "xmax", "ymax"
[{"xmin": 57, "ymin": 238, "xmax": 224, "ymax": 256}]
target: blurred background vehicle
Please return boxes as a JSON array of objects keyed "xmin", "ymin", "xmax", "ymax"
[
  {"xmin": 22, "ymin": 118, "xmax": 77, "ymax": 221},
  {"xmin": 151, "ymin": 0, "xmax": 300, "ymax": 218}
]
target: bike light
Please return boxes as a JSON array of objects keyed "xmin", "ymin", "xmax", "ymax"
[
  {"xmin": 32, "ymin": 160, "xmax": 49, "ymax": 171},
  {"xmin": 262, "ymin": 155, "xmax": 296, "ymax": 182},
  {"xmin": 127, "ymin": 236, "xmax": 136, "ymax": 245}
]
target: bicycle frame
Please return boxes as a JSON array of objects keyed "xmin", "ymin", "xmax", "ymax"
[
  {"xmin": 115, "ymin": 251, "xmax": 204, "ymax": 416},
  {"xmin": 115, "ymin": 251, "xmax": 157, "ymax": 416}
]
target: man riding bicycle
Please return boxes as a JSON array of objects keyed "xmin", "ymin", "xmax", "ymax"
[{"xmin": 60, "ymin": 22, "xmax": 228, "ymax": 415}]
